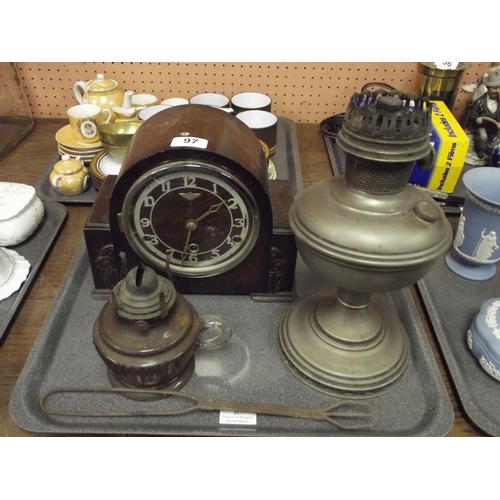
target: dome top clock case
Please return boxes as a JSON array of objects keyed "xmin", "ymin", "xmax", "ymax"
[{"xmin": 85, "ymin": 104, "xmax": 296, "ymax": 296}]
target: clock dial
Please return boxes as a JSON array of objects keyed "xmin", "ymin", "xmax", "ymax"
[{"xmin": 120, "ymin": 162, "xmax": 260, "ymax": 277}]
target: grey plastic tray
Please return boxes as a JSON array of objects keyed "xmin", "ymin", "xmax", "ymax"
[
  {"xmin": 34, "ymin": 118, "xmax": 301, "ymax": 205},
  {"xmin": 0, "ymin": 202, "xmax": 67, "ymax": 343},
  {"xmin": 417, "ymin": 253, "xmax": 500, "ymax": 436},
  {"xmin": 11, "ymin": 122, "xmax": 452, "ymax": 436},
  {"xmin": 10, "ymin": 241, "xmax": 454, "ymax": 436}
]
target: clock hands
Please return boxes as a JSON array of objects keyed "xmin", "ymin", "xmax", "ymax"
[
  {"xmin": 181, "ymin": 223, "xmax": 195, "ymax": 266},
  {"xmin": 193, "ymin": 201, "xmax": 225, "ymax": 223},
  {"xmin": 180, "ymin": 201, "xmax": 225, "ymax": 266}
]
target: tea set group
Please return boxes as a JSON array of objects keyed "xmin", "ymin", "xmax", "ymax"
[{"xmin": 50, "ymin": 73, "xmax": 278, "ymax": 197}]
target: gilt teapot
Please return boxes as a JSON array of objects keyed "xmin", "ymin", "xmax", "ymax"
[
  {"xmin": 73, "ymin": 73, "xmax": 125, "ymax": 113},
  {"xmin": 50, "ymin": 155, "xmax": 90, "ymax": 196}
]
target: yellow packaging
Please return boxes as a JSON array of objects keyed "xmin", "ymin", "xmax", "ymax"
[{"xmin": 409, "ymin": 100, "xmax": 469, "ymax": 193}]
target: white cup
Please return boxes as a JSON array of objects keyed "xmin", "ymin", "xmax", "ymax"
[
  {"xmin": 189, "ymin": 93, "xmax": 230, "ymax": 108},
  {"xmin": 138, "ymin": 104, "xmax": 171, "ymax": 121},
  {"xmin": 161, "ymin": 97, "xmax": 190, "ymax": 106},
  {"xmin": 231, "ymin": 92, "xmax": 272, "ymax": 114},
  {"xmin": 131, "ymin": 94, "xmax": 158, "ymax": 107},
  {"xmin": 237, "ymin": 110, "xmax": 278, "ymax": 154}
]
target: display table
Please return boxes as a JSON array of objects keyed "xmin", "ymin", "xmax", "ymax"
[{"xmin": 0, "ymin": 118, "xmax": 486, "ymax": 436}]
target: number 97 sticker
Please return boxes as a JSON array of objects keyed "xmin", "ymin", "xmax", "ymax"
[{"xmin": 170, "ymin": 136, "xmax": 208, "ymax": 149}]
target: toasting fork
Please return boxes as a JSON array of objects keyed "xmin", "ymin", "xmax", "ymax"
[{"xmin": 40, "ymin": 387, "xmax": 374, "ymax": 431}]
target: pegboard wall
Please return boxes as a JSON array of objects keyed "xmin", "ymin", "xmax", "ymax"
[{"xmin": 16, "ymin": 62, "xmax": 495, "ymax": 124}]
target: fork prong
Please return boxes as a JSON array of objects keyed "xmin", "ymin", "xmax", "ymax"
[
  {"xmin": 321, "ymin": 401, "xmax": 374, "ymax": 430},
  {"xmin": 326, "ymin": 412, "xmax": 372, "ymax": 419},
  {"xmin": 327, "ymin": 420, "xmax": 374, "ymax": 431},
  {"xmin": 325, "ymin": 401, "xmax": 372, "ymax": 411}
]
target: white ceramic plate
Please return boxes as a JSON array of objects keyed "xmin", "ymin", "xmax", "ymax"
[
  {"xmin": 0, "ymin": 247, "xmax": 30, "ymax": 301},
  {"xmin": 96, "ymin": 151, "xmax": 122, "ymax": 177}
]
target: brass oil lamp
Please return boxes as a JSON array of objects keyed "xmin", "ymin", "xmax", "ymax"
[{"xmin": 279, "ymin": 89, "xmax": 453, "ymax": 398}]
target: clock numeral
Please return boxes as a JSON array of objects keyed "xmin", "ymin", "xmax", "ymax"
[
  {"xmin": 211, "ymin": 250, "xmax": 220, "ymax": 259},
  {"xmin": 212, "ymin": 183, "xmax": 218, "ymax": 194},
  {"xmin": 161, "ymin": 181, "xmax": 171, "ymax": 192},
  {"xmin": 227, "ymin": 198, "xmax": 238, "ymax": 210},
  {"xmin": 144, "ymin": 195, "xmax": 156, "ymax": 207},
  {"xmin": 225, "ymin": 235, "xmax": 243, "ymax": 247},
  {"xmin": 183, "ymin": 176, "xmax": 196, "ymax": 187},
  {"xmin": 140, "ymin": 218, "xmax": 151, "ymax": 228},
  {"xmin": 234, "ymin": 218, "xmax": 246, "ymax": 228},
  {"xmin": 184, "ymin": 244, "xmax": 199, "ymax": 263},
  {"xmin": 143, "ymin": 234, "xmax": 159, "ymax": 246}
]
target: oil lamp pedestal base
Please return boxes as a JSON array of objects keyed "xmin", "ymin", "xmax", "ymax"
[{"xmin": 278, "ymin": 290, "xmax": 410, "ymax": 399}]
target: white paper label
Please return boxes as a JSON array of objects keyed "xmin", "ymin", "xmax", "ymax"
[
  {"xmin": 170, "ymin": 136, "xmax": 208, "ymax": 149},
  {"xmin": 434, "ymin": 62, "xmax": 459, "ymax": 70},
  {"xmin": 219, "ymin": 411, "xmax": 257, "ymax": 426}
]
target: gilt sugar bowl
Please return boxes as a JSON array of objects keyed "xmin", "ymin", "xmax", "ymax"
[{"xmin": 50, "ymin": 155, "xmax": 90, "ymax": 196}]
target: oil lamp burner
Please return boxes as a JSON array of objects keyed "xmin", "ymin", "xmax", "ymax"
[
  {"xmin": 279, "ymin": 89, "xmax": 453, "ymax": 398},
  {"xmin": 93, "ymin": 263, "xmax": 204, "ymax": 397}
]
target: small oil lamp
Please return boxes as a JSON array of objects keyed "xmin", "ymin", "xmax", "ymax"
[
  {"xmin": 279, "ymin": 89, "xmax": 453, "ymax": 398},
  {"xmin": 93, "ymin": 264, "xmax": 204, "ymax": 398}
]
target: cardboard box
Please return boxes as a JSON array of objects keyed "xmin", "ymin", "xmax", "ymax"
[{"xmin": 409, "ymin": 100, "xmax": 469, "ymax": 193}]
